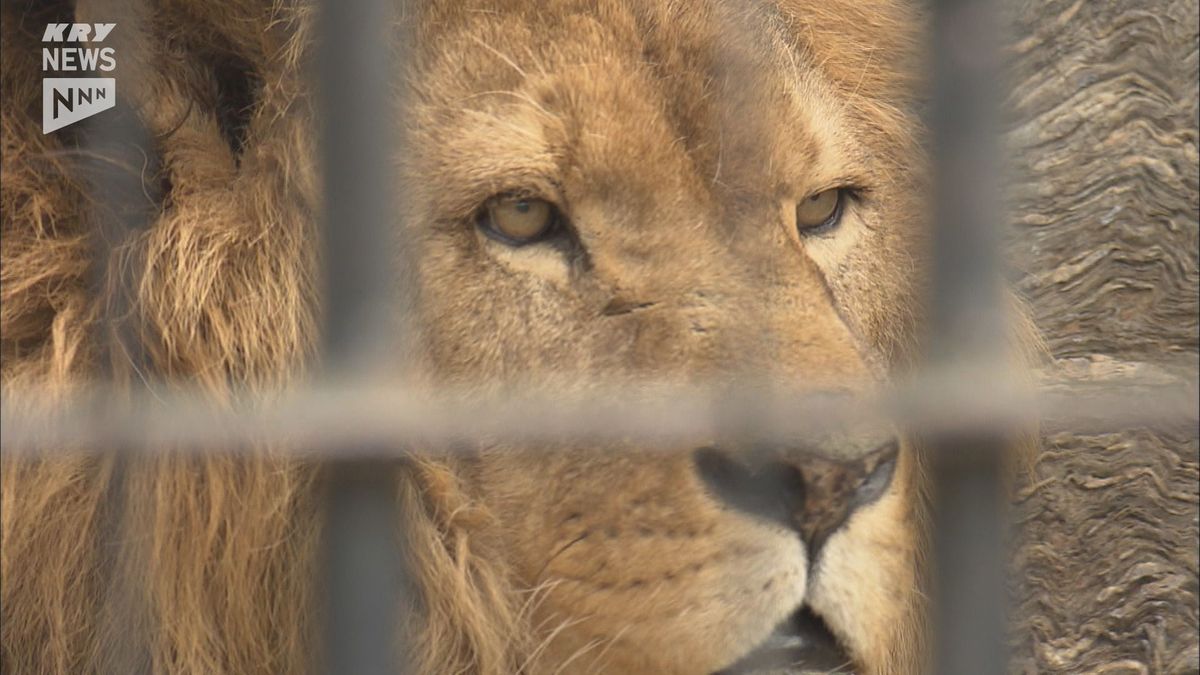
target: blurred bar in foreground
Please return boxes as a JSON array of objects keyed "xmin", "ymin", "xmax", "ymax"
[
  {"xmin": 926, "ymin": 0, "xmax": 1010, "ymax": 672},
  {"xmin": 315, "ymin": 0, "xmax": 408, "ymax": 673}
]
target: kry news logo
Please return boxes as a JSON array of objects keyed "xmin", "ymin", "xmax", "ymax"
[{"xmin": 42, "ymin": 23, "xmax": 117, "ymax": 134}]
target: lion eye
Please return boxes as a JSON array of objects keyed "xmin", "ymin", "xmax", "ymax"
[
  {"xmin": 796, "ymin": 188, "xmax": 845, "ymax": 235},
  {"xmin": 479, "ymin": 196, "xmax": 559, "ymax": 245}
]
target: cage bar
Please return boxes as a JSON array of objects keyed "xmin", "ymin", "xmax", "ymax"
[
  {"xmin": 926, "ymin": 0, "xmax": 1010, "ymax": 671},
  {"xmin": 5, "ymin": 377, "xmax": 1198, "ymax": 456},
  {"xmin": 315, "ymin": 0, "xmax": 408, "ymax": 673},
  {"xmin": 76, "ymin": 2, "xmax": 162, "ymax": 667}
]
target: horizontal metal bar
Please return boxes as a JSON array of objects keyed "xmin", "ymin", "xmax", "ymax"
[{"xmin": 3, "ymin": 373, "xmax": 1195, "ymax": 457}]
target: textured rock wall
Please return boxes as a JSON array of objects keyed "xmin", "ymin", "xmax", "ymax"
[{"xmin": 1005, "ymin": 0, "xmax": 1199, "ymax": 671}]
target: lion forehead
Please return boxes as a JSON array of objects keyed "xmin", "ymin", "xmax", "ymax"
[{"xmin": 408, "ymin": 0, "xmax": 880, "ymax": 225}]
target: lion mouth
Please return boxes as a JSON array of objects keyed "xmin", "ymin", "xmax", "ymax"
[{"xmin": 714, "ymin": 607, "xmax": 854, "ymax": 674}]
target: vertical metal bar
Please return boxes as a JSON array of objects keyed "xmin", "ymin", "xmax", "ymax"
[
  {"xmin": 86, "ymin": 101, "xmax": 157, "ymax": 675},
  {"xmin": 73, "ymin": 1, "xmax": 161, "ymax": 669},
  {"xmin": 315, "ymin": 0, "xmax": 409, "ymax": 673},
  {"xmin": 317, "ymin": 0, "xmax": 403, "ymax": 368},
  {"xmin": 927, "ymin": 0, "xmax": 1009, "ymax": 672}
]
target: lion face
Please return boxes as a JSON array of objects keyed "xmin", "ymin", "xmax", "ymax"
[{"xmin": 402, "ymin": 1, "xmax": 924, "ymax": 672}]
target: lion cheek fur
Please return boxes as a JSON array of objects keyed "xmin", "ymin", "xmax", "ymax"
[
  {"xmin": 473, "ymin": 451, "xmax": 813, "ymax": 673},
  {"xmin": 808, "ymin": 448, "xmax": 925, "ymax": 674}
]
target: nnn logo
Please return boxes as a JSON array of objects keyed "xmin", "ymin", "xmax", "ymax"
[
  {"xmin": 41, "ymin": 23, "xmax": 117, "ymax": 134},
  {"xmin": 43, "ymin": 79, "xmax": 115, "ymax": 133}
]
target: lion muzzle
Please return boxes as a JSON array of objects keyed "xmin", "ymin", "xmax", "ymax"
[{"xmin": 692, "ymin": 437, "xmax": 900, "ymax": 561}]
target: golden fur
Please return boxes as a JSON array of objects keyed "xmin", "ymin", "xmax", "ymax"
[{"xmin": 2, "ymin": 0, "xmax": 929, "ymax": 672}]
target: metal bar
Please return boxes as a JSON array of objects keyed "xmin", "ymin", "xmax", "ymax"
[
  {"xmin": 926, "ymin": 0, "xmax": 1010, "ymax": 671},
  {"xmin": 83, "ymin": 105, "xmax": 156, "ymax": 675},
  {"xmin": 73, "ymin": 0, "xmax": 163, "ymax": 668},
  {"xmin": 3, "ymin": 376, "xmax": 1197, "ymax": 456},
  {"xmin": 314, "ymin": 0, "xmax": 408, "ymax": 673}
]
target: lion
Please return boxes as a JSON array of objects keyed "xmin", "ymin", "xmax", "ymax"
[{"xmin": 1, "ymin": 0, "xmax": 930, "ymax": 672}]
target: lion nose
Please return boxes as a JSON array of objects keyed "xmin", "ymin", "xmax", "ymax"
[{"xmin": 693, "ymin": 439, "xmax": 899, "ymax": 559}]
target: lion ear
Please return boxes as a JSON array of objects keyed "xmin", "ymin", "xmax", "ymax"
[{"xmin": 775, "ymin": 0, "xmax": 924, "ymax": 106}]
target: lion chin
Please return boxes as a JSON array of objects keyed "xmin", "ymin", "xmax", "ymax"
[{"xmin": 1, "ymin": 0, "xmax": 928, "ymax": 673}]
